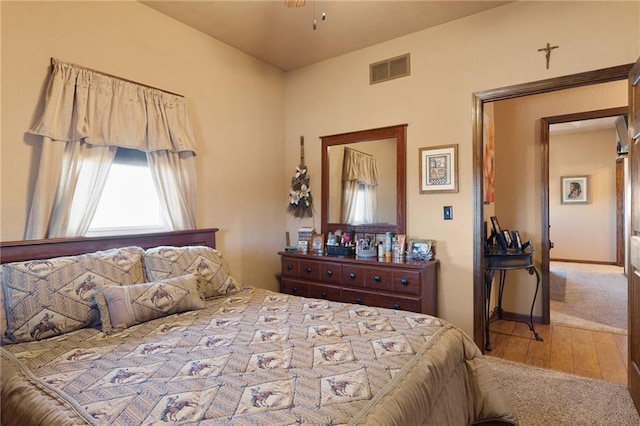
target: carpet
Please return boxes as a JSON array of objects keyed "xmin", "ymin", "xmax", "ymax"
[
  {"xmin": 485, "ymin": 356, "xmax": 639, "ymax": 426},
  {"xmin": 550, "ymin": 261, "xmax": 627, "ymax": 334}
]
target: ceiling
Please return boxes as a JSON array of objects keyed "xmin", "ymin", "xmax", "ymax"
[
  {"xmin": 140, "ymin": 1, "xmax": 512, "ymax": 71},
  {"xmin": 550, "ymin": 116, "xmax": 618, "ymax": 135}
]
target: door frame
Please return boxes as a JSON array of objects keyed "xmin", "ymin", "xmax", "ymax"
[
  {"xmin": 540, "ymin": 106, "xmax": 628, "ymax": 323},
  {"xmin": 472, "ymin": 64, "xmax": 633, "ymax": 351}
]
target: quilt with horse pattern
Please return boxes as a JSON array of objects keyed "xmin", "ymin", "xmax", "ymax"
[{"xmin": 1, "ymin": 287, "xmax": 516, "ymax": 425}]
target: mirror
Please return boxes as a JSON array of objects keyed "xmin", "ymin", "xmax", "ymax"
[{"xmin": 321, "ymin": 124, "xmax": 407, "ymax": 236}]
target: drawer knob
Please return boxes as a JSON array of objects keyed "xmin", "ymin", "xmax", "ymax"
[
  {"xmin": 356, "ymin": 297, "xmax": 362, "ymax": 304},
  {"xmin": 292, "ymin": 287, "xmax": 298, "ymax": 294},
  {"xmin": 287, "ymin": 265, "xmax": 293, "ymax": 270},
  {"xmin": 401, "ymin": 279, "xmax": 408, "ymax": 286},
  {"xmin": 326, "ymin": 270, "xmax": 333, "ymax": 277},
  {"xmin": 306, "ymin": 267, "xmax": 312, "ymax": 273},
  {"xmin": 374, "ymin": 275, "xmax": 381, "ymax": 282},
  {"xmin": 349, "ymin": 272, "xmax": 356, "ymax": 279},
  {"xmin": 393, "ymin": 303, "xmax": 401, "ymax": 310},
  {"xmin": 321, "ymin": 291, "xmax": 327, "ymax": 299}
]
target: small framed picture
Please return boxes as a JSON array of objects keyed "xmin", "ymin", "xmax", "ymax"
[
  {"xmin": 407, "ymin": 239, "xmax": 435, "ymax": 261},
  {"xmin": 561, "ymin": 176, "xmax": 589, "ymax": 204},
  {"xmin": 311, "ymin": 234, "xmax": 325, "ymax": 252},
  {"xmin": 419, "ymin": 144, "xmax": 458, "ymax": 194},
  {"xmin": 490, "ymin": 216, "xmax": 501, "ymax": 234},
  {"xmin": 512, "ymin": 231, "xmax": 523, "ymax": 250},
  {"xmin": 501, "ymin": 230, "xmax": 512, "ymax": 248}
]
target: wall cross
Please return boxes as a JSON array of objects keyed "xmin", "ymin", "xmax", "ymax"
[{"xmin": 537, "ymin": 42, "xmax": 559, "ymax": 69}]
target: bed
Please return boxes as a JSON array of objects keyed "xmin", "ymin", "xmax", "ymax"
[{"xmin": 0, "ymin": 229, "xmax": 517, "ymax": 425}]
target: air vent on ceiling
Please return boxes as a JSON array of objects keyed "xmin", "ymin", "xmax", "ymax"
[{"xmin": 370, "ymin": 53, "xmax": 410, "ymax": 85}]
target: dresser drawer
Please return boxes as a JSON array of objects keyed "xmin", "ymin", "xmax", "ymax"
[
  {"xmin": 341, "ymin": 264, "xmax": 366, "ymax": 288},
  {"xmin": 392, "ymin": 270, "xmax": 422, "ymax": 296},
  {"xmin": 364, "ymin": 268, "xmax": 393, "ymax": 291},
  {"xmin": 319, "ymin": 262, "xmax": 342, "ymax": 285},
  {"xmin": 342, "ymin": 288, "xmax": 378, "ymax": 307},
  {"xmin": 281, "ymin": 258, "xmax": 299, "ymax": 278},
  {"xmin": 308, "ymin": 283, "xmax": 341, "ymax": 301},
  {"xmin": 376, "ymin": 293, "xmax": 420, "ymax": 313},
  {"xmin": 280, "ymin": 278, "xmax": 309, "ymax": 297},
  {"xmin": 299, "ymin": 260, "xmax": 321, "ymax": 281}
]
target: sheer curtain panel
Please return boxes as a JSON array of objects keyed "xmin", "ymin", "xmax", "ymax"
[
  {"xmin": 340, "ymin": 148, "xmax": 379, "ymax": 224},
  {"xmin": 25, "ymin": 59, "xmax": 198, "ymax": 239}
]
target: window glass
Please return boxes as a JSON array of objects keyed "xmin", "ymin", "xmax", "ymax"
[
  {"xmin": 352, "ymin": 184, "xmax": 366, "ymax": 224},
  {"xmin": 86, "ymin": 149, "xmax": 169, "ymax": 236}
]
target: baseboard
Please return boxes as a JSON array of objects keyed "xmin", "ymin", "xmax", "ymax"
[
  {"xmin": 550, "ymin": 258, "xmax": 616, "ymax": 266},
  {"xmin": 490, "ymin": 310, "xmax": 543, "ymax": 324}
]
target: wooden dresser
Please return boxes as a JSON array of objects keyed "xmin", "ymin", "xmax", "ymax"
[{"xmin": 278, "ymin": 252, "xmax": 439, "ymax": 316}]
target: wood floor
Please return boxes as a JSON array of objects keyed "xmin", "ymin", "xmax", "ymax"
[{"xmin": 486, "ymin": 319, "xmax": 628, "ymax": 385}]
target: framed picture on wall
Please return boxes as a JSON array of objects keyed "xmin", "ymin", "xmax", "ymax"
[
  {"xmin": 561, "ymin": 175, "xmax": 589, "ymax": 204},
  {"xmin": 419, "ymin": 144, "xmax": 458, "ymax": 193}
]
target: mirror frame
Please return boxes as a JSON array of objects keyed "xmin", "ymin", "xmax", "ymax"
[{"xmin": 320, "ymin": 124, "xmax": 407, "ymax": 236}]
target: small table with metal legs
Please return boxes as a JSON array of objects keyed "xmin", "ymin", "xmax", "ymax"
[{"xmin": 484, "ymin": 248, "xmax": 543, "ymax": 351}]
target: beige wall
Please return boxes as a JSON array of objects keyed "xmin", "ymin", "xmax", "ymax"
[
  {"xmin": 1, "ymin": 1, "xmax": 639, "ymax": 337},
  {"xmin": 0, "ymin": 1, "xmax": 286, "ymax": 290},
  {"xmin": 550, "ymin": 127, "xmax": 618, "ymax": 263},
  {"xmin": 493, "ymin": 81, "xmax": 627, "ymax": 314},
  {"xmin": 284, "ymin": 1, "xmax": 639, "ymax": 334}
]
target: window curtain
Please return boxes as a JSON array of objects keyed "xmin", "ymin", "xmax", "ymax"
[
  {"xmin": 25, "ymin": 59, "xmax": 198, "ymax": 239},
  {"xmin": 340, "ymin": 147, "xmax": 379, "ymax": 224},
  {"xmin": 146, "ymin": 151, "xmax": 197, "ymax": 230}
]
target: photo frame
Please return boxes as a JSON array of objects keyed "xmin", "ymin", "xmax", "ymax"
[
  {"xmin": 495, "ymin": 232, "xmax": 508, "ymax": 251},
  {"xmin": 406, "ymin": 239, "xmax": 435, "ymax": 261},
  {"xmin": 501, "ymin": 230, "xmax": 513, "ymax": 248},
  {"xmin": 512, "ymin": 230, "xmax": 523, "ymax": 251},
  {"xmin": 311, "ymin": 234, "xmax": 325, "ymax": 252},
  {"xmin": 419, "ymin": 144, "xmax": 458, "ymax": 194},
  {"xmin": 490, "ymin": 216, "xmax": 501, "ymax": 235},
  {"xmin": 561, "ymin": 175, "xmax": 589, "ymax": 204}
]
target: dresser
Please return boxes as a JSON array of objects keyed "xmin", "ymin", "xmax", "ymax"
[{"xmin": 278, "ymin": 252, "xmax": 439, "ymax": 316}]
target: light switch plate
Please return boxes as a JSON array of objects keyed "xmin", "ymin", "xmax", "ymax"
[{"xmin": 444, "ymin": 206, "xmax": 453, "ymax": 220}]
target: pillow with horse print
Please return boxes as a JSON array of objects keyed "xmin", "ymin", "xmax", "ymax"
[
  {"xmin": 144, "ymin": 246, "xmax": 241, "ymax": 300},
  {"xmin": 2, "ymin": 246, "xmax": 145, "ymax": 343},
  {"xmin": 96, "ymin": 274, "xmax": 205, "ymax": 333}
]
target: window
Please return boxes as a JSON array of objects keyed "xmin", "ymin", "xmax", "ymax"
[
  {"xmin": 86, "ymin": 148, "xmax": 169, "ymax": 236},
  {"xmin": 352, "ymin": 184, "xmax": 367, "ymax": 224}
]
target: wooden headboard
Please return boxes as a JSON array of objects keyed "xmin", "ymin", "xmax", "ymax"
[{"xmin": 0, "ymin": 229, "xmax": 219, "ymax": 264}]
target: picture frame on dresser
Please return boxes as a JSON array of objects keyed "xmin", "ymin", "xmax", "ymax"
[
  {"xmin": 407, "ymin": 239, "xmax": 434, "ymax": 261},
  {"xmin": 311, "ymin": 234, "xmax": 325, "ymax": 252}
]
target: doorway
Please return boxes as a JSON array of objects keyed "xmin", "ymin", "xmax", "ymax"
[
  {"xmin": 542, "ymin": 108, "xmax": 628, "ymax": 328},
  {"xmin": 471, "ymin": 64, "xmax": 633, "ymax": 352}
]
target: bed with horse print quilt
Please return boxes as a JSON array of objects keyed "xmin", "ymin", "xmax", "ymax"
[{"xmin": 0, "ymin": 229, "xmax": 517, "ymax": 425}]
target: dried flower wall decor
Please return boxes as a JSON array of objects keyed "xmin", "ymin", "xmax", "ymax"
[{"xmin": 288, "ymin": 136, "xmax": 314, "ymax": 218}]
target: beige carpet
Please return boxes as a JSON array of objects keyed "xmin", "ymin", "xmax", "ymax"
[
  {"xmin": 550, "ymin": 261, "xmax": 627, "ymax": 334},
  {"xmin": 485, "ymin": 356, "xmax": 639, "ymax": 425}
]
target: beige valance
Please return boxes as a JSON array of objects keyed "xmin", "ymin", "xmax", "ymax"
[
  {"xmin": 342, "ymin": 147, "xmax": 379, "ymax": 185},
  {"xmin": 28, "ymin": 59, "xmax": 197, "ymax": 153}
]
